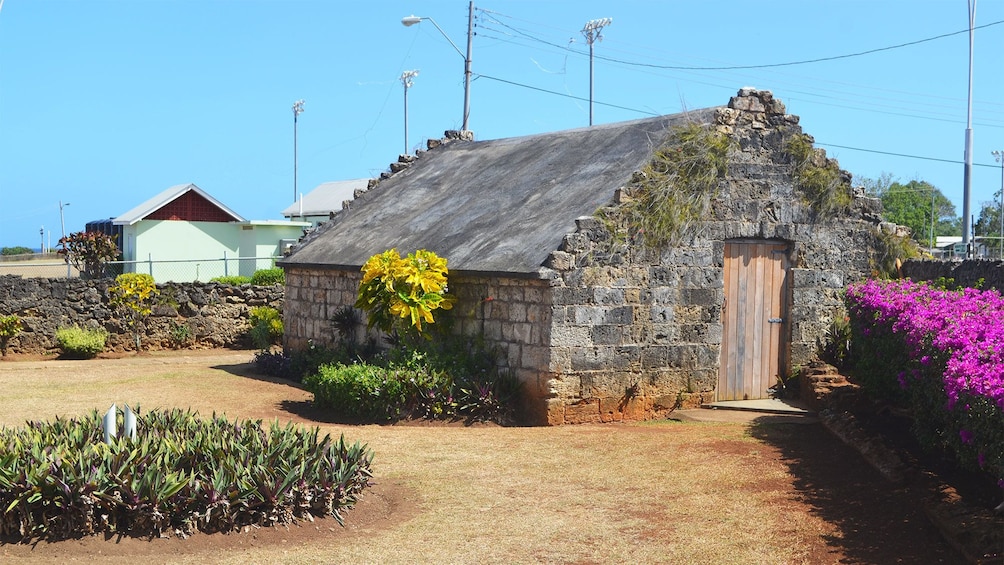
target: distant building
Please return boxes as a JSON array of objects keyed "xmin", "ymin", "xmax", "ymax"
[
  {"xmin": 281, "ymin": 179, "xmax": 369, "ymax": 227},
  {"xmin": 102, "ymin": 183, "xmax": 308, "ymax": 282}
]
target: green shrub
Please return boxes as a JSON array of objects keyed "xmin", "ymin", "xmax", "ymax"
[
  {"xmin": 168, "ymin": 320, "xmax": 193, "ymax": 349},
  {"xmin": 0, "ymin": 246, "xmax": 33, "ymax": 256},
  {"xmin": 303, "ymin": 335, "xmax": 521, "ymax": 424},
  {"xmin": 251, "ymin": 268, "xmax": 285, "ymax": 286},
  {"xmin": 249, "ymin": 306, "xmax": 283, "ymax": 350},
  {"xmin": 0, "ymin": 314, "xmax": 22, "ymax": 357},
  {"xmin": 210, "ymin": 275, "xmax": 251, "ymax": 285},
  {"xmin": 0, "ymin": 407, "xmax": 372, "ymax": 542},
  {"xmin": 55, "ymin": 325, "xmax": 108, "ymax": 359},
  {"xmin": 305, "ymin": 363, "xmax": 414, "ymax": 421}
]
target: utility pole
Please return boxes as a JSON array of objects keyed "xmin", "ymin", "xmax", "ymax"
[
  {"xmin": 581, "ymin": 17, "xmax": 612, "ymax": 127},
  {"xmin": 962, "ymin": 0, "xmax": 977, "ymax": 257}
]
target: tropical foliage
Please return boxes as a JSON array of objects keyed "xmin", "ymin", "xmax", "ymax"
[
  {"xmin": 249, "ymin": 306, "xmax": 284, "ymax": 350},
  {"xmin": 0, "ymin": 407, "xmax": 372, "ymax": 542},
  {"xmin": 355, "ymin": 248, "xmax": 453, "ymax": 335},
  {"xmin": 109, "ymin": 273, "xmax": 159, "ymax": 350},
  {"xmin": 57, "ymin": 231, "xmax": 119, "ymax": 279},
  {"xmin": 846, "ymin": 279, "xmax": 1004, "ymax": 486},
  {"xmin": 0, "ymin": 314, "xmax": 22, "ymax": 357}
]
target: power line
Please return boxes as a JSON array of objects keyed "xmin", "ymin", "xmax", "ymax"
[
  {"xmin": 476, "ymin": 74, "xmax": 659, "ymax": 115},
  {"xmin": 481, "ymin": 7, "xmax": 1004, "ymax": 71},
  {"xmin": 817, "ymin": 142, "xmax": 999, "ymax": 169}
]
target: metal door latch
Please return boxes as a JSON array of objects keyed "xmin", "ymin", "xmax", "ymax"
[{"xmin": 768, "ymin": 317, "xmax": 783, "ymax": 323}]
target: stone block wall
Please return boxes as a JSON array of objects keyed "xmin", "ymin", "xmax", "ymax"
[
  {"xmin": 0, "ymin": 275, "xmax": 282, "ymax": 355},
  {"xmin": 282, "ymin": 267, "xmax": 362, "ymax": 351},
  {"xmin": 536, "ymin": 88, "xmax": 883, "ymax": 424},
  {"xmin": 282, "ymin": 267, "xmax": 556, "ymax": 423}
]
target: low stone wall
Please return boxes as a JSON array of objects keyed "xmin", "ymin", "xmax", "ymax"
[
  {"xmin": 0, "ymin": 275, "xmax": 282, "ymax": 355},
  {"xmin": 903, "ymin": 259, "xmax": 1004, "ymax": 289}
]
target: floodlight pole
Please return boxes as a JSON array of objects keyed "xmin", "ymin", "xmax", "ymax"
[
  {"xmin": 962, "ymin": 0, "xmax": 976, "ymax": 257},
  {"xmin": 581, "ymin": 18, "xmax": 612, "ymax": 127},
  {"xmin": 292, "ymin": 99, "xmax": 304, "ymax": 204},
  {"xmin": 401, "ymin": 1, "xmax": 474, "ymax": 132},
  {"xmin": 401, "ymin": 70, "xmax": 419, "ymax": 154}
]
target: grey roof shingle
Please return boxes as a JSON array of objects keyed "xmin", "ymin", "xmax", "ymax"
[{"xmin": 281, "ymin": 109, "xmax": 717, "ymax": 276}]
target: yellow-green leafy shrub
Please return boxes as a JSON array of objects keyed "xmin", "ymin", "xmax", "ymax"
[
  {"xmin": 355, "ymin": 248, "xmax": 453, "ymax": 335},
  {"xmin": 55, "ymin": 325, "xmax": 108, "ymax": 359}
]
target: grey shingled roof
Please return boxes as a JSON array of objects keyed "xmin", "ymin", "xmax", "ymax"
[
  {"xmin": 281, "ymin": 179, "xmax": 370, "ymax": 218},
  {"xmin": 280, "ymin": 109, "xmax": 717, "ymax": 277}
]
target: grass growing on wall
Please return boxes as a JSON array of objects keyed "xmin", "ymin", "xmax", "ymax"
[
  {"xmin": 785, "ymin": 132, "xmax": 853, "ymax": 217},
  {"xmin": 599, "ymin": 122, "xmax": 733, "ymax": 249}
]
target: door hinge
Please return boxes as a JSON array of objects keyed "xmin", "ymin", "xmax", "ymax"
[{"xmin": 768, "ymin": 317, "xmax": 783, "ymax": 323}]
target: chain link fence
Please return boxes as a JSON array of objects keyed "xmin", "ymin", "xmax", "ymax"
[{"xmin": 0, "ymin": 253, "xmax": 281, "ymax": 282}]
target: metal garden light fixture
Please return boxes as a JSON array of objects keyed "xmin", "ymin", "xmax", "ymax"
[
  {"xmin": 401, "ymin": 2, "xmax": 474, "ymax": 132},
  {"xmin": 401, "ymin": 70, "xmax": 419, "ymax": 154},
  {"xmin": 292, "ymin": 99, "xmax": 305, "ymax": 203},
  {"xmin": 581, "ymin": 17, "xmax": 612, "ymax": 127}
]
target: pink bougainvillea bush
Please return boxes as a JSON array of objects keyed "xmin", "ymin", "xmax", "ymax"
[{"xmin": 846, "ymin": 278, "xmax": 1004, "ymax": 485}]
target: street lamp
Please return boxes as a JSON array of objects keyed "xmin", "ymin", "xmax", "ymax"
[
  {"xmin": 581, "ymin": 17, "xmax": 612, "ymax": 127},
  {"xmin": 59, "ymin": 200, "xmax": 70, "ymax": 243},
  {"xmin": 401, "ymin": 1, "xmax": 474, "ymax": 132},
  {"xmin": 994, "ymin": 149, "xmax": 1004, "ymax": 260},
  {"xmin": 292, "ymin": 99, "xmax": 305, "ymax": 204},
  {"xmin": 59, "ymin": 200, "xmax": 70, "ymax": 277},
  {"xmin": 400, "ymin": 70, "xmax": 419, "ymax": 154}
]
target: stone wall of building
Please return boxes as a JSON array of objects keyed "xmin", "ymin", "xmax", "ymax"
[
  {"xmin": 0, "ymin": 275, "xmax": 282, "ymax": 355},
  {"xmin": 536, "ymin": 88, "xmax": 885, "ymax": 424},
  {"xmin": 282, "ymin": 268, "xmax": 361, "ymax": 351},
  {"xmin": 282, "ymin": 267, "xmax": 556, "ymax": 423}
]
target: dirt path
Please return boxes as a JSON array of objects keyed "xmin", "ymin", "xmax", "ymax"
[{"xmin": 0, "ymin": 350, "xmax": 970, "ymax": 564}]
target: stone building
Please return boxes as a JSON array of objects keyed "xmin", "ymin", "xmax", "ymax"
[{"xmin": 279, "ymin": 88, "xmax": 896, "ymax": 425}]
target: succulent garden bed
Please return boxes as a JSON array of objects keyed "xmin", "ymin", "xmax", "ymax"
[{"xmin": 0, "ymin": 407, "xmax": 372, "ymax": 542}]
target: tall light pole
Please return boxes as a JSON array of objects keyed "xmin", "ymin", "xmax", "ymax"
[
  {"xmin": 401, "ymin": 70, "xmax": 419, "ymax": 154},
  {"xmin": 59, "ymin": 200, "xmax": 69, "ymax": 243},
  {"xmin": 292, "ymin": 99, "xmax": 305, "ymax": 204},
  {"xmin": 994, "ymin": 150, "xmax": 1004, "ymax": 260},
  {"xmin": 581, "ymin": 17, "xmax": 612, "ymax": 127},
  {"xmin": 401, "ymin": 1, "xmax": 474, "ymax": 132},
  {"xmin": 962, "ymin": 0, "xmax": 977, "ymax": 257},
  {"xmin": 59, "ymin": 200, "xmax": 70, "ymax": 277}
]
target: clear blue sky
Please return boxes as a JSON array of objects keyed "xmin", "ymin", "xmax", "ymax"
[{"xmin": 2, "ymin": 1, "xmax": 1003, "ymax": 250}]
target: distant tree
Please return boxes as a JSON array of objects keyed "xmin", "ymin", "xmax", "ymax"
[
  {"xmin": 975, "ymin": 192, "xmax": 1004, "ymax": 257},
  {"xmin": 862, "ymin": 175, "xmax": 959, "ymax": 247},
  {"xmin": 58, "ymin": 231, "xmax": 120, "ymax": 279},
  {"xmin": 0, "ymin": 246, "xmax": 34, "ymax": 256}
]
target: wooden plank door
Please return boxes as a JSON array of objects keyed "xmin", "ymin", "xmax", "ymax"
[{"xmin": 718, "ymin": 241, "xmax": 789, "ymax": 401}]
